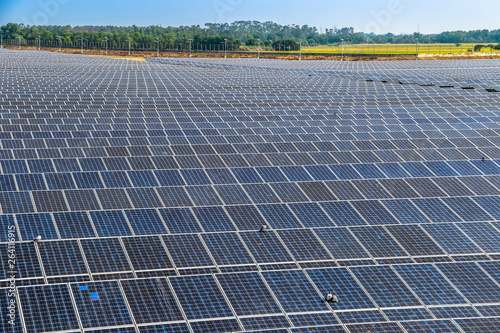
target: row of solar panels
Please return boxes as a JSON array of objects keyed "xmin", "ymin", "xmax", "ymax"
[
  {"xmin": 2, "ymin": 223, "xmax": 500, "ymax": 279},
  {"xmin": 2, "ymin": 264, "xmax": 500, "ymax": 332}
]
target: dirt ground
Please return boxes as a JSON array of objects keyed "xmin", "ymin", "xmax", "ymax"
[{"xmin": 5, "ymin": 45, "xmax": 500, "ymax": 61}]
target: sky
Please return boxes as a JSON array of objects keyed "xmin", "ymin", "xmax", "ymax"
[{"xmin": 1, "ymin": 0, "xmax": 499, "ymax": 35}]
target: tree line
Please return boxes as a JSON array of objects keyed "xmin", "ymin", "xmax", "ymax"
[{"xmin": 2, "ymin": 21, "xmax": 500, "ymax": 47}]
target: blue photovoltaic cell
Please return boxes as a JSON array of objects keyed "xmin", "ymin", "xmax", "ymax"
[
  {"xmin": 38, "ymin": 240, "xmax": 88, "ymax": 276},
  {"xmin": 0, "ymin": 243, "xmax": 42, "ymax": 279},
  {"xmin": 401, "ymin": 319, "xmax": 462, "ymax": 333},
  {"xmin": 382, "ymin": 199, "xmax": 430, "ymax": 224},
  {"xmin": 120, "ymin": 278, "xmax": 184, "ymax": 324},
  {"xmin": 430, "ymin": 306, "xmax": 481, "ymax": 319},
  {"xmin": 350, "ymin": 200, "xmax": 399, "ymax": 225},
  {"xmin": 0, "ymin": 192, "xmax": 34, "ymax": 214},
  {"xmin": 350, "ymin": 225, "xmax": 408, "ymax": 258},
  {"xmin": 80, "ymin": 238, "xmax": 132, "ymax": 273},
  {"xmin": 159, "ymin": 208, "xmax": 203, "ymax": 233},
  {"xmin": 352, "ymin": 164, "xmax": 386, "ymax": 179},
  {"xmin": 206, "ymin": 168, "xmax": 238, "ymax": 184},
  {"xmin": 128, "ymin": 170, "xmax": 159, "ymax": 187},
  {"xmin": 240, "ymin": 231, "xmax": 294, "ymax": 263},
  {"xmin": 478, "ymin": 261, "xmax": 500, "ymax": 284},
  {"xmin": 305, "ymin": 165, "xmax": 337, "ymax": 180},
  {"xmin": 71, "ymin": 281, "xmax": 133, "ymax": 328},
  {"xmin": 383, "ymin": 307, "xmax": 433, "ymax": 321},
  {"xmin": 53, "ymin": 211, "xmax": 96, "ymax": 239},
  {"xmin": 306, "ymin": 267, "xmax": 376, "ymax": 310},
  {"xmin": 424, "ymin": 161, "xmax": 459, "ymax": 176},
  {"xmin": 454, "ymin": 317, "xmax": 500, "ymax": 333},
  {"xmin": 18, "ymin": 284, "xmax": 80, "ymax": 333},
  {"xmin": 240, "ymin": 316, "xmax": 290, "ymax": 331},
  {"xmin": 89, "ymin": 210, "xmax": 132, "ymax": 237},
  {"xmin": 289, "ymin": 202, "xmax": 334, "ymax": 228},
  {"xmin": 257, "ymin": 204, "xmax": 303, "ymax": 229},
  {"xmin": 180, "ymin": 169, "xmax": 211, "ymax": 185},
  {"xmin": 412, "ymin": 198, "xmax": 461, "ymax": 222},
  {"xmin": 0, "ymin": 288, "xmax": 23, "ymax": 333},
  {"xmin": 15, "ymin": 174, "xmax": 46, "ymax": 191},
  {"xmin": 314, "ymin": 227, "xmax": 371, "ymax": 259},
  {"xmin": 0, "ymin": 175, "xmax": 16, "ymax": 191},
  {"xmin": 436, "ymin": 262, "xmax": 500, "ymax": 303},
  {"xmin": 277, "ymin": 229, "xmax": 333, "ymax": 261},
  {"xmin": 126, "ymin": 188, "xmax": 164, "ymax": 209},
  {"xmin": 189, "ymin": 319, "xmax": 241, "ymax": 333},
  {"xmin": 329, "ymin": 164, "xmax": 362, "ymax": 180},
  {"xmin": 470, "ymin": 160, "xmax": 500, "ymax": 175},
  {"xmin": 232, "ymin": 167, "xmax": 263, "ymax": 183},
  {"xmin": 216, "ymin": 272, "xmax": 282, "ymax": 315},
  {"xmin": 447, "ymin": 161, "xmax": 482, "ymax": 176},
  {"xmin": 336, "ymin": 310, "xmax": 386, "ymax": 324},
  {"xmin": 169, "ymin": 275, "xmax": 233, "ymax": 320},
  {"xmin": 472, "ymin": 196, "xmax": 500, "ymax": 219},
  {"xmin": 281, "ymin": 166, "xmax": 313, "ymax": 181},
  {"xmin": 441, "ymin": 197, "xmax": 493, "ymax": 221},
  {"xmin": 400, "ymin": 162, "xmax": 435, "ymax": 177},
  {"xmin": 192, "ymin": 206, "xmax": 236, "ymax": 232},
  {"xmin": 225, "ymin": 205, "xmax": 267, "ymax": 230},
  {"xmin": 474, "ymin": 304, "xmax": 500, "ymax": 317},
  {"xmin": 457, "ymin": 222, "xmax": 500, "ymax": 252},
  {"xmin": 124, "ymin": 209, "xmax": 168, "ymax": 235},
  {"xmin": 320, "ymin": 201, "xmax": 366, "ymax": 226},
  {"xmin": 201, "ymin": 232, "xmax": 255, "ymax": 266},
  {"xmin": 423, "ymin": 223, "xmax": 483, "ymax": 254},
  {"xmin": 45, "ymin": 173, "xmax": 76, "ymax": 190},
  {"xmin": 263, "ymin": 270, "xmax": 329, "ymax": 313},
  {"xmin": 163, "ymin": 234, "xmax": 214, "ymax": 268},
  {"xmin": 16, "ymin": 213, "xmax": 58, "ymax": 241},
  {"xmin": 138, "ymin": 323, "xmax": 190, "ymax": 333},
  {"xmin": 154, "ymin": 170, "xmax": 185, "ymax": 186},
  {"xmin": 288, "ymin": 313, "xmax": 339, "ymax": 327},
  {"xmin": 345, "ymin": 322, "xmax": 405, "ymax": 333},
  {"xmin": 385, "ymin": 224, "xmax": 446, "ymax": 256},
  {"xmin": 256, "ymin": 167, "xmax": 288, "ymax": 182},
  {"xmin": 73, "ymin": 172, "xmax": 105, "ymax": 189},
  {"xmin": 122, "ymin": 236, "xmax": 173, "ymax": 271},
  {"xmin": 350, "ymin": 265, "xmax": 422, "ymax": 307},
  {"xmin": 376, "ymin": 163, "xmax": 411, "ymax": 178}
]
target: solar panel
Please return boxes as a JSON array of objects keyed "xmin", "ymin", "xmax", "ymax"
[
  {"xmin": 4, "ymin": 50, "xmax": 500, "ymax": 332},
  {"xmin": 70, "ymin": 281, "xmax": 133, "ymax": 328}
]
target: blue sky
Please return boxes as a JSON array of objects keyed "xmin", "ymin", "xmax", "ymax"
[{"xmin": 1, "ymin": 0, "xmax": 499, "ymax": 34}]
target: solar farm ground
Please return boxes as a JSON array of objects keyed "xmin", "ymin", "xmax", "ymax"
[{"xmin": 1, "ymin": 49, "xmax": 500, "ymax": 332}]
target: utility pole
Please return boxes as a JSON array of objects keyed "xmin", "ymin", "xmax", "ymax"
[
  {"xmin": 38, "ymin": 36, "xmax": 41, "ymax": 51},
  {"xmin": 104, "ymin": 37, "xmax": 108, "ymax": 55},
  {"xmin": 156, "ymin": 38, "xmax": 160, "ymax": 57},
  {"xmin": 299, "ymin": 41, "xmax": 302, "ymax": 60},
  {"xmin": 257, "ymin": 39, "xmax": 260, "ymax": 59},
  {"xmin": 128, "ymin": 37, "xmax": 131, "ymax": 56},
  {"xmin": 415, "ymin": 37, "xmax": 419, "ymax": 61},
  {"xmin": 58, "ymin": 36, "xmax": 62, "ymax": 52}
]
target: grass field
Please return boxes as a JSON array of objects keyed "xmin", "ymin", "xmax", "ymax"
[{"xmin": 245, "ymin": 43, "xmax": 500, "ymax": 55}]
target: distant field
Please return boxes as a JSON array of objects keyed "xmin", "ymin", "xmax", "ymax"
[{"xmin": 246, "ymin": 43, "xmax": 500, "ymax": 55}]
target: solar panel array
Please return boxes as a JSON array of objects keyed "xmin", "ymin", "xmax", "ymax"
[{"xmin": 1, "ymin": 49, "xmax": 500, "ymax": 332}]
